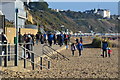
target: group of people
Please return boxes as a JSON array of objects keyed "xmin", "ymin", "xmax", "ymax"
[
  {"xmin": 18, "ymin": 32, "xmax": 71, "ymax": 58},
  {"xmin": 1, "ymin": 32, "xmax": 112, "ymax": 59},
  {"xmin": 71, "ymin": 37, "xmax": 83, "ymax": 56},
  {"xmin": 70, "ymin": 37, "xmax": 112, "ymax": 58},
  {"xmin": 101, "ymin": 40, "xmax": 112, "ymax": 58},
  {"xmin": 35, "ymin": 32, "xmax": 71, "ymax": 47}
]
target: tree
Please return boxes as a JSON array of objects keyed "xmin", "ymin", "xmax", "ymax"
[{"xmin": 28, "ymin": 1, "xmax": 49, "ymax": 11}]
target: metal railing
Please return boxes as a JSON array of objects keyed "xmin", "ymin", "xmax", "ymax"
[
  {"xmin": 19, "ymin": 45, "xmax": 51, "ymax": 70},
  {"xmin": 0, "ymin": 43, "xmax": 51, "ymax": 70},
  {"xmin": 0, "ymin": 43, "xmax": 15, "ymax": 67},
  {"xmin": 42, "ymin": 44, "xmax": 69, "ymax": 60}
]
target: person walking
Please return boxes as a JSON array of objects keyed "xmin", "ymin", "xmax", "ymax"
[
  {"xmin": 40, "ymin": 34, "xmax": 44, "ymax": 44},
  {"xmin": 43, "ymin": 33, "xmax": 47, "ymax": 43},
  {"xmin": 64, "ymin": 38, "xmax": 68, "ymax": 49},
  {"xmin": 76, "ymin": 41, "xmax": 83, "ymax": 56},
  {"xmin": 59, "ymin": 33, "xmax": 64, "ymax": 47},
  {"xmin": 80, "ymin": 37, "xmax": 83, "ymax": 43},
  {"xmin": 102, "ymin": 40, "xmax": 108, "ymax": 58},
  {"xmin": 48, "ymin": 33, "xmax": 53, "ymax": 46},
  {"xmin": 36, "ymin": 33, "xmax": 40, "ymax": 45},
  {"xmin": 53, "ymin": 33, "xmax": 57, "ymax": 45},
  {"xmin": 71, "ymin": 43, "xmax": 76, "ymax": 56},
  {"xmin": 75, "ymin": 38, "xmax": 79, "ymax": 43}
]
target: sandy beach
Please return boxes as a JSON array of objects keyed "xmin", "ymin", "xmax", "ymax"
[{"xmin": 0, "ymin": 37, "xmax": 119, "ymax": 78}]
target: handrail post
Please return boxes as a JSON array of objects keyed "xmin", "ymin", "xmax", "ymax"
[
  {"xmin": 48, "ymin": 61, "xmax": 50, "ymax": 69},
  {"xmin": 15, "ymin": 8, "xmax": 19, "ymax": 66},
  {"xmin": 4, "ymin": 44, "xmax": 8, "ymax": 67},
  {"xmin": 31, "ymin": 53, "xmax": 34, "ymax": 70},
  {"xmin": 0, "ymin": 44, "xmax": 2, "ymax": 66},
  {"xmin": 31, "ymin": 43, "xmax": 33, "ymax": 51},
  {"xmin": 24, "ymin": 46, "xmax": 26, "ymax": 68},
  {"xmin": 8, "ymin": 43, "xmax": 10, "ymax": 61},
  {"xmin": 40, "ymin": 57, "xmax": 42, "ymax": 70}
]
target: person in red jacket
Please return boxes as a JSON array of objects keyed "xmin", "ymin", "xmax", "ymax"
[{"xmin": 108, "ymin": 48, "xmax": 112, "ymax": 57}]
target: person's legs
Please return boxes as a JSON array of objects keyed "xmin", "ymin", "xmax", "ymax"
[
  {"xmin": 48, "ymin": 41, "xmax": 51, "ymax": 46},
  {"xmin": 66, "ymin": 45, "xmax": 68, "ymax": 49},
  {"xmin": 79, "ymin": 49, "xmax": 81, "ymax": 56},
  {"xmin": 108, "ymin": 53, "xmax": 110, "ymax": 57},
  {"xmin": 49, "ymin": 41, "xmax": 52, "ymax": 46},
  {"xmin": 54, "ymin": 39, "xmax": 56, "ymax": 44},
  {"xmin": 36, "ymin": 39, "xmax": 38, "ymax": 45},
  {"xmin": 102, "ymin": 49, "xmax": 105, "ymax": 58},
  {"xmin": 105, "ymin": 50, "xmax": 107, "ymax": 57},
  {"xmin": 72, "ymin": 50, "xmax": 74, "ymax": 56}
]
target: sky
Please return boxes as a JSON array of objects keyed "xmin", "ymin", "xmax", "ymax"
[
  {"xmin": 32, "ymin": 0, "xmax": 119, "ymax": 15},
  {"xmin": 48, "ymin": 2, "xmax": 118, "ymax": 15}
]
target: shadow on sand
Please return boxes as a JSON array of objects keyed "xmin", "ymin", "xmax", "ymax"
[{"xmin": 83, "ymin": 44, "xmax": 99, "ymax": 48}]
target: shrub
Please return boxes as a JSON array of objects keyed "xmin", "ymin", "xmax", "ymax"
[
  {"xmin": 92, "ymin": 37, "xmax": 113, "ymax": 48},
  {"xmin": 92, "ymin": 38, "xmax": 101, "ymax": 48}
]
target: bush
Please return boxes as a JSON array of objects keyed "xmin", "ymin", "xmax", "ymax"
[
  {"xmin": 92, "ymin": 37, "xmax": 113, "ymax": 48},
  {"xmin": 92, "ymin": 38, "xmax": 101, "ymax": 48}
]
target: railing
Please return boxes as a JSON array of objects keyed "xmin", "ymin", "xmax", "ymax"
[
  {"xmin": 0, "ymin": 43, "xmax": 51, "ymax": 70},
  {"xmin": 0, "ymin": 43, "xmax": 15, "ymax": 67},
  {"xmin": 42, "ymin": 44, "xmax": 69, "ymax": 61},
  {"xmin": 19, "ymin": 45, "xmax": 51, "ymax": 70}
]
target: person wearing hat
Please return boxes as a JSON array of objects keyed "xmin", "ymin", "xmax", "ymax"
[{"xmin": 102, "ymin": 40, "xmax": 108, "ymax": 58}]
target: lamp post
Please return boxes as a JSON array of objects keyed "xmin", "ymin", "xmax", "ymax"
[{"xmin": 15, "ymin": 8, "xmax": 19, "ymax": 66}]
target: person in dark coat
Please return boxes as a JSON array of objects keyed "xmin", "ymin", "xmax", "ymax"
[
  {"xmin": 59, "ymin": 33, "xmax": 64, "ymax": 47},
  {"xmin": 36, "ymin": 33, "xmax": 40, "ymax": 45},
  {"xmin": 76, "ymin": 41, "xmax": 83, "ymax": 56},
  {"xmin": 18, "ymin": 32, "xmax": 23, "ymax": 45},
  {"xmin": 71, "ymin": 43, "xmax": 76, "ymax": 56},
  {"xmin": 64, "ymin": 38, "xmax": 68, "ymax": 49},
  {"xmin": 80, "ymin": 37, "xmax": 83, "ymax": 43},
  {"xmin": 40, "ymin": 34, "xmax": 44, "ymax": 44},
  {"xmin": 48, "ymin": 33, "xmax": 53, "ymax": 46},
  {"xmin": 102, "ymin": 40, "xmax": 108, "ymax": 58},
  {"xmin": 53, "ymin": 34, "xmax": 57, "ymax": 44}
]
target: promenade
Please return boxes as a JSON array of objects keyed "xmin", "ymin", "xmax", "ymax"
[{"xmin": 0, "ymin": 37, "xmax": 119, "ymax": 78}]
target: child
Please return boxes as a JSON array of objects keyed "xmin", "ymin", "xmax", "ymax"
[
  {"xmin": 108, "ymin": 48, "xmax": 112, "ymax": 57},
  {"xmin": 71, "ymin": 43, "xmax": 76, "ymax": 56}
]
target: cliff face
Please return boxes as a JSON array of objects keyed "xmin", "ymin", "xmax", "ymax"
[{"xmin": 25, "ymin": 2, "xmax": 119, "ymax": 33}]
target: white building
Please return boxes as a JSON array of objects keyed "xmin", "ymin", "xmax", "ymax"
[
  {"xmin": 84, "ymin": 8, "xmax": 111, "ymax": 18},
  {"xmin": 0, "ymin": 0, "xmax": 29, "ymax": 28},
  {"xmin": 97, "ymin": 9, "xmax": 110, "ymax": 18}
]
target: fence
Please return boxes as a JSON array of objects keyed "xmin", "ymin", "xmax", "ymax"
[
  {"xmin": 0, "ymin": 43, "xmax": 51, "ymax": 70},
  {"xmin": 0, "ymin": 42, "xmax": 69, "ymax": 70},
  {"xmin": 0, "ymin": 43, "xmax": 15, "ymax": 67},
  {"xmin": 19, "ymin": 44, "xmax": 51, "ymax": 70}
]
